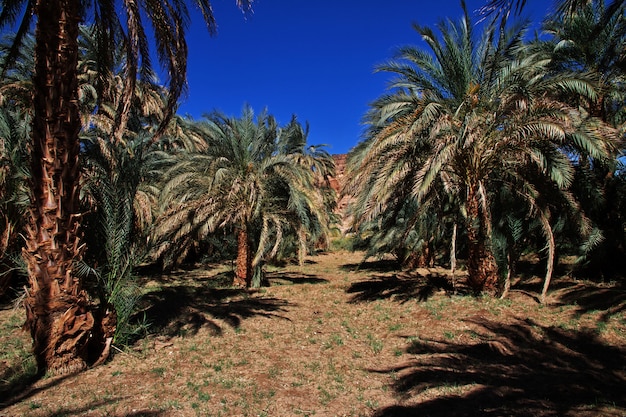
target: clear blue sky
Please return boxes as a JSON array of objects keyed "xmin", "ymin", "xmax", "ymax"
[{"xmin": 178, "ymin": 0, "xmax": 553, "ymax": 155}]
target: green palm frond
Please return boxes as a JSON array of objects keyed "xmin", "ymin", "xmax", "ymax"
[
  {"xmin": 347, "ymin": 2, "xmax": 620, "ymax": 293},
  {"xmin": 153, "ymin": 106, "xmax": 335, "ymax": 275}
]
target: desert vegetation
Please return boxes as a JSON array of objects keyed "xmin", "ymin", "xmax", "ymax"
[{"xmin": 0, "ymin": 0, "xmax": 625, "ymax": 415}]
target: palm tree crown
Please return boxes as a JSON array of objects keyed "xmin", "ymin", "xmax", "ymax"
[
  {"xmin": 155, "ymin": 106, "xmax": 335, "ymax": 288},
  {"xmin": 345, "ymin": 5, "xmax": 614, "ymax": 296}
]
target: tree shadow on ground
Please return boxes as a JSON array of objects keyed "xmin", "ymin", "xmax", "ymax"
[
  {"xmin": 139, "ymin": 284, "xmax": 291, "ymax": 338},
  {"xmin": 341, "ymin": 258, "xmax": 403, "ymax": 273},
  {"xmin": 555, "ymin": 281, "xmax": 626, "ymax": 321},
  {"xmin": 347, "ymin": 272, "xmax": 458, "ymax": 303},
  {"xmin": 505, "ymin": 263, "xmax": 626, "ymax": 319},
  {"xmin": 137, "ymin": 264, "xmax": 329, "ymax": 339},
  {"xmin": 0, "ymin": 372, "xmax": 118, "ymax": 411},
  {"xmin": 370, "ymin": 317, "xmax": 626, "ymax": 417},
  {"xmin": 134, "ymin": 265, "xmax": 297, "ymax": 338},
  {"xmin": 267, "ymin": 270, "xmax": 329, "ymax": 286},
  {"xmin": 0, "ymin": 367, "xmax": 39, "ymax": 409}
]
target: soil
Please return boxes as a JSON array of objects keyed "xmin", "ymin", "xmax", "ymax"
[{"xmin": 1, "ymin": 250, "xmax": 625, "ymax": 416}]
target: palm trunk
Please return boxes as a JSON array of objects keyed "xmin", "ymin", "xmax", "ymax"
[
  {"xmin": 405, "ymin": 242, "xmax": 434, "ymax": 269},
  {"xmin": 465, "ymin": 184, "xmax": 499, "ymax": 295},
  {"xmin": 539, "ymin": 212, "xmax": 555, "ymax": 304},
  {"xmin": 500, "ymin": 251, "xmax": 512, "ymax": 299},
  {"xmin": 450, "ymin": 222, "xmax": 457, "ymax": 274},
  {"xmin": 450, "ymin": 222, "xmax": 457, "ymax": 292},
  {"xmin": 298, "ymin": 226, "xmax": 307, "ymax": 268},
  {"xmin": 22, "ymin": 0, "xmax": 113, "ymax": 375},
  {"xmin": 234, "ymin": 225, "xmax": 252, "ymax": 287}
]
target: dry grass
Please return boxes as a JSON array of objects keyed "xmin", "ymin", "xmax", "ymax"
[{"xmin": 1, "ymin": 250, "xmax": 625, "ymax": 416}]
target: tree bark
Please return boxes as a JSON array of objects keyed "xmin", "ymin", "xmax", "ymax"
[
  {"xmin": 500, "ymin": 251, "xmax": 512, "ymax": 299},
  {"xmin": 22, "ymin": 0, "xmax": 114, "ymax": 375},
  {"xmin": 465, "ymin": 184, "xmax": 499, "ymax": 295},
  {"xmin": 539, "ymin": 212, "xmax": 555, "ymax": 304},
  {"xmin": 404, "ymin": 242, "xmax": 434, "ymax": 269},
  {"xmin": 450, "ymin": 222, "xmax": 457, "ymax": 275},
  {"xmin": 234, "ymin": 225, "xmax": 252, "ymax": 287}
]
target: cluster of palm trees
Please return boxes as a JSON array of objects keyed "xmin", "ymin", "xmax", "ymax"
[
  {"xmin": 345, "ymin": 0, "xmax": 625, "ymax": 300},
  {"xmin": 0, "ymin": 0, "xmax": 623, "ymax": 378},
  {"xmin": 0, "ymin": 0, "xmax": 336, "ymax": 375}
]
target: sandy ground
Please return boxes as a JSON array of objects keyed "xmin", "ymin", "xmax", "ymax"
[{"xmin": 1, "ymin": 250, "xmax": 625, "ymax": 416}]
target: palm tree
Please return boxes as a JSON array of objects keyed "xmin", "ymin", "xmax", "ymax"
[
  {"xmin": 541, "ymin": 0, "xmax": 626, "ymax": 125},
  {"xmin": 346, "ymin": 5, "xmax": 614, "ymax": 296},
  {"xmin": 540, "ymin": 0, "xmax": 626, "ymax": 278},
  {"xmin": 154, "ymin": 107, "xmax": 334, "ymax": 288},
  {"xmin": 345, "ymin": 150, "xmax": 459, "ymax": 270},
  {"xmin": 81, "ymin": 129, "xmax": 159, "ymax": 345},
  {"xmin": 0, "ymin": 0, "xmax": 253, "ymax": 375}
]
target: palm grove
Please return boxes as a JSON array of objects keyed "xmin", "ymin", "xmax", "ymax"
[{"xmin": 0, "ymin": 0, "xmax": 624, "ymax": 378}]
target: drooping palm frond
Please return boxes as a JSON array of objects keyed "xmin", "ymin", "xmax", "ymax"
[
  {"xmin": 0, "ymin": 105, "xmax": 30, "ymax": 295},
  {"xmin": 347, "ymin": 3, "xmax": 617, "ymax": 297},
  {"xmin": 1, "ymin": 0, "xmax": 255, "ymax": 142},
  {"xmin": 153, "ymin": 106, "xmax": 335, "ymax": 286}
]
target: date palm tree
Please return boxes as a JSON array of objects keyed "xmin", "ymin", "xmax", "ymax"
[
  {"xmin": 0, "ymin": 0, "xmax": 252, "ymax": 375},
  {"xmin": 154, "ymin": 107, "xmax": 334, "ymax": 288},
  {"xmin": 541, "ymin": 0, "xmax": 626, "ymax": 125},
  {"xmin": 346, "ymin": 4, "xmax": 614, "ymax": 296},
  {"xmin": 540, "ymin": 0, "xmax": 626, "ymax": 278}
]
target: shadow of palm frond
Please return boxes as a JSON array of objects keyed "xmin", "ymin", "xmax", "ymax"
[
  {"xmin": 347, "ymin": 272, "xmax": 458, "ymax": 303},
  {"xmin": 0, "ymin": 372, "xmax": 123, "ymax": 411},
  {"xmin": 556, "ymin": 282, "xmax": 626, "ymax": 321},
  {"xmin": 139, "ymin": 284, "xmax": 290, "ymax": 338},
  {"xmin": 370, "ymin": 317, "xmax": 626, "ymax": 417},
  {"xmin": 341, "ymin": 258, "xmax": 402, "ymax": 273},
  {"xmin": 267, "ymin": 270, "xmax": 329, "ymax": 285}
]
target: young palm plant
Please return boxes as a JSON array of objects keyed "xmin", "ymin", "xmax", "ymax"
[
  {"xmin": 346, "ymin": 5, "xmax": 613, "ymax": 297},
  {"xmin": 80, "ymin": 49, "xmax": 207, "ymax": 344},
  {"xmin": 0, "ymin": 106, "xmax": 30, "ymax": 295},
  {"xmin": 0, "ymin": 34, "xmax": 32, "ymax": 296},
  {"xmin": 81, "ymin": 129, "xmax": 155, "ymax": 346},
  {"xmin": 154, "ymin": 107, "xmax": 334, "ymax": 288}
]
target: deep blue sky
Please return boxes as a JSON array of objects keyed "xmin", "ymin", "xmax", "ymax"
[{"xmin": 178, "ymin": 0, "xmax": 553, "ymax": 154}]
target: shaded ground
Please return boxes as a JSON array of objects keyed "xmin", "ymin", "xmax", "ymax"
[{"xmin": 0, "ymin": 251, "xmax": 625, "ymax": 416}]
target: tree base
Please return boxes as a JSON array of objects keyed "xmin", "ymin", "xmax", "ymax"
[{"xmin": 467, "ymin": 252, "xmax": 500, "ymax": 296}]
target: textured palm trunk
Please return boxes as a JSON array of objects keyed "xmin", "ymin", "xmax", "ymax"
[
  {"xmin": 404, "ymin": 243, "xmax": 434, "ymax": 269},
  {"xmin": 450, "ymin": 222, "xmax": 457, "ymax": 275},
  {"xmin": 465, "ymin": 184, "xmax": 499, "ymax": 295},
  {"xmin": 22, "ymin": 0, "xmax": 114, "ymax": 375},
  {"xmin": 234, "ymin": 225, "xmax": 252, "ymax": 287},
  {"xmin": 500, "ymin": 251, "xmax": 513, "ymax": 299},
  {"xmin": 539, "ymin": 213, "xmax": 555, "ymax": 304}
]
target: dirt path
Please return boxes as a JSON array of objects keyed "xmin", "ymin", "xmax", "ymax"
[{"xmin": 1, "ymin": 250, "xmax": 625, "ymax": 416}]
